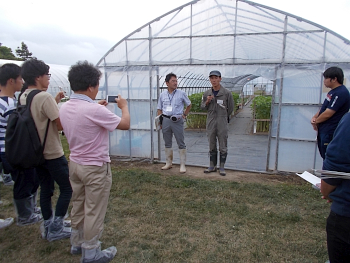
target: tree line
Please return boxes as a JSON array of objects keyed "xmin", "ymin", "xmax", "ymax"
[{"xmin": 0, "ymin": 42, "xmax": 34, "ymax": 61}]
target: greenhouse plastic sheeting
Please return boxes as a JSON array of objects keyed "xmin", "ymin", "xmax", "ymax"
[
  {"xmin": 96, "ymin": 0, "xmax": 350, "ymax": 173},
  {"xmin": 0, "ymin": 59, "xmax": 71, "ymax": 97}
]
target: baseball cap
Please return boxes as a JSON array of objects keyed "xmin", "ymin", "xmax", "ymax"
[{"xmin": 209, "ymin": 70, "xmax": 221, "ymax": 77}]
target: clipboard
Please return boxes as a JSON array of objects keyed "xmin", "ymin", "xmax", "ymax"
[{"xmin": 296, "ymin": 171, "xmax": 321, "ymax": 188}]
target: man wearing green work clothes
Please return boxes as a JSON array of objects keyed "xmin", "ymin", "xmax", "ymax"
[{"xmin": 201, "ymin": 70, "xmax": 234, "ymax": 176}]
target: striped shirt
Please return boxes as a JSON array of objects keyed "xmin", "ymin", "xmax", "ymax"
[
  {"xmin": 70, "ymin": 93, "xmax": 97, "ymax": 103},
  {"xmin": 0, "ymin": 96, "xmax": 17, "ymax": 152},
  {"xmin": 157, "ymin": 89, "xmax": 191, "ymax": 116}
]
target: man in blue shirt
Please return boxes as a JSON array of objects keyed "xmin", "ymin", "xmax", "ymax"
[
  {"xmin": 321, "ymin": 112, "xmax": 350, "ymax": 262},
  {"xmin": 311, "ymin": 67, "xmax": 350, "ymax": 159},
  {"xmin": 157, "ymin": 73, "xmax": 191, "ymax": 173}
]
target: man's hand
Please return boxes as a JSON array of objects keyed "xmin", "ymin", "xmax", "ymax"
[
  {"xmin": 55, "ymin": 91, "xmax": 65, "ymax": 104},
  {"xmin": 206, "ymin": 95, "xmax": 213, "ymax": 105},
  {"xmin": 310, "ymin": 117, "xmax": 318, "ymax": 131},
  {"xmin": 98, "ymin": 100, "xmax": 108, "ymax": 106},
  {"xmin": 116, "ymin": 95, "xmax": 128, "ymax": 109},
  {"xmin": 320, "ymin": 179, "xmax": 336, "ymax": 203},
  {"xmin": 321, "ymin": 195, "xmax": 333, "ymax": 203}
]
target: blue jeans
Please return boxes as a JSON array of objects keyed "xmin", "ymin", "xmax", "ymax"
[
  {"xmin": 317, "ymin": 133, "xmax": 333, "ymax": 159},
  {"xmin": 36, "ymin": 155, "xmax": 72, "ymax": 220},
  {"xmin": 326, "ymin": 211, "xmax": 350, "ymax": 263}
]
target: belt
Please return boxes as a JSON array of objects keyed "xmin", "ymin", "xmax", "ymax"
[{"xmin": 162, "ymin": 115, "xmax": 171, "ymax": 118}]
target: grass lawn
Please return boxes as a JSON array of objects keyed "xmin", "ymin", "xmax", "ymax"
[{"xmin": 0, "ymin": 136, "xmax": 330, "ymax": 262}]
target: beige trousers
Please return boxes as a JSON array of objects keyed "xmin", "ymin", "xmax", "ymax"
[{"xmin": 69, "ymin": 161, "xmax": 112, "ymax": 249}]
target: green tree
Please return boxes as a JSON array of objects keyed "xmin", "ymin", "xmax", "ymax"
[
  {"xmin": 15, "ymin": 42, "xmax": 33, "ymax": 60},
  {"xmin": 0, "ymin": 44, "xmax": 18, "ymax": 60}
]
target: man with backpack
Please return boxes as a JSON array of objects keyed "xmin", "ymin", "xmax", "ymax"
[
  {"xmin": 20, "ymin": 58, "xmax": 72, "ymax": 241},
  {"xmin": 0, "ymin": 63, "xmax": 42, "ymax": 226}
]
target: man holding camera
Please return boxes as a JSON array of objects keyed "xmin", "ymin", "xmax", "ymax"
[
  {"xmin": 59, "ymin": 61, "xmax": 130, "ymax": 263},
  {"xmin": 157, "ymin": 73, "xmax": 191, "ymax": 173}
]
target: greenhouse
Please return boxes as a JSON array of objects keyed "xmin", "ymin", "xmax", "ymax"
[{"xmin": 96, "ymin": 0, "xmax": 350, "ymax": 173}]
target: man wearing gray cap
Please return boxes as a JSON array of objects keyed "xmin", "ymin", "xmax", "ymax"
[{"xmin": 201, "ymin": 70, "xmax": 234, "ymax": 176}]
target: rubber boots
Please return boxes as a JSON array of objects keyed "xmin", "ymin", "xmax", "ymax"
[
  {"xmin": 46, "ymin": 216, "xmax": 71, "ymax": 242},
  {"xmin": 2, "ymin": 173, "xmax": 14, "ymax": 186},
  {"xmin": 70, "ymin": 228, "xmax": 84, "ymax": 255},
  {"xmin": 219, "ymin": 153, "xmax": 227, "ymax": 176},
  {"xmin": 179, "ymin": 149, "xmax": 187, "ymax": 173},
  {"xmin": 81, "ymin": 244, "xmax": 117, "ymax": 263},
  {"xmin": 40, "ymin": 217, "xmax": 53, "ymax": 239},
  {"xmin": 41, "ymin": 215, "xmax": 71, "ymax": 239},
  {"xmin": 204, "ymin": 151, "xmax": 218, "ymax": 173},
  {"xmin": 32, "ymin": 191, "xmax": 41, "ymax": 214},
  {"xmin": 14, "ymin": 195, "xmax": 43, "ymax": 226},
  {"xmin": 161, "ymin": 148, "xmax": 173, "ymax": 170}
]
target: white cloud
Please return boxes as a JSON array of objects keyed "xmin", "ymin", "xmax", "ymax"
[{"xmin": 1, "ymin": 0, "xmax": 349, "ymax": 65}]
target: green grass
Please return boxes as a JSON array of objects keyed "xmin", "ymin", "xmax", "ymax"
[
  {"xmin": 0, "ymin": 168, "xmax": 329, "ymax": 262},
  {"xmin": 0, "ymin": 137, "xmax": 330, "ymax": 262},
  {"xmin": 110, "ymin": 169, "xmax": 327, "ymax": 260}
]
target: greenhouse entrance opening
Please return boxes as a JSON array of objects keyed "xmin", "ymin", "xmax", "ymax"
[{"xmin": 160, "ymin": 75, "xmax": 272, "ymax": 173}]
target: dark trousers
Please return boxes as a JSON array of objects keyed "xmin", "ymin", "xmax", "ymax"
[
  {"xmin": 317, "ymin": 133, "xmax": 333, "ymax": 159},
  {"xmin": 0, "ymin": 152, "xmax": 39, "ymax": 200},
  {"xmin": 326, "ymin": 211, "xmax": 350, "ymax": 263},
  {"xmin": 36, "ymin": 155, "xmax": 72, "ymax": 220}
]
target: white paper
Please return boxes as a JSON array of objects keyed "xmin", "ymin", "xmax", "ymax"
[
  {"xmin": 155, "ymin": 115, "xmax": 161, "ymax": 131},
  {"xmin": 296, "ymin": 171, "xmax": 321, "ymax": 186}
]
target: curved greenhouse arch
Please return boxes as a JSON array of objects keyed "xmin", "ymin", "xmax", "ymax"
[{"xmin": 96, "ymin": 0, "xmax": 350, "ymax": 173}]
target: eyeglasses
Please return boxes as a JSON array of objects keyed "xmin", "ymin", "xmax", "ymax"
[{"xmin": 46, "ymin": 73, "xmax": 51, "ymax": 77}]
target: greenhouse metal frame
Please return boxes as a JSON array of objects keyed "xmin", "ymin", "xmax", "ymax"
[{"xmin": 96, "ymin": 0, "xmax": 350, "ymax": 173}]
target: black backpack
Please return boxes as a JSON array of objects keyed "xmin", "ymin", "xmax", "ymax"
[{"xmin": 5, "ymin": 90, "xmax": 50, "ymax": 169}]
